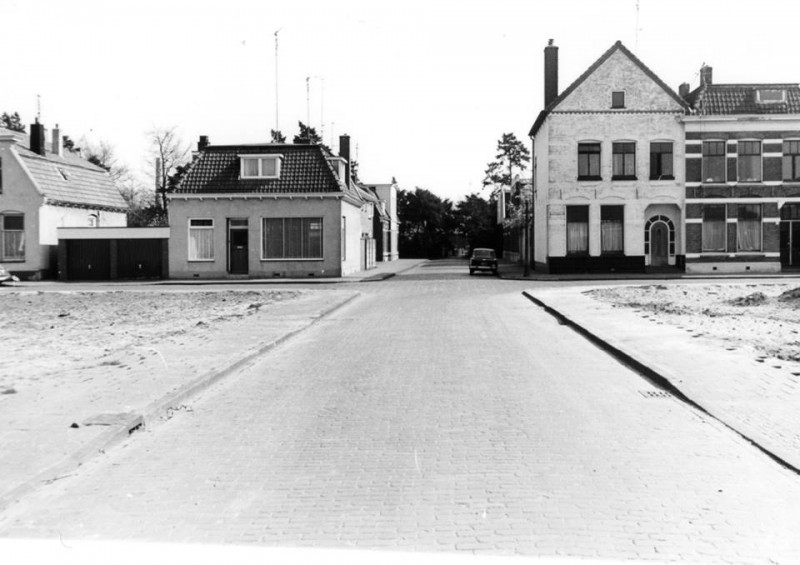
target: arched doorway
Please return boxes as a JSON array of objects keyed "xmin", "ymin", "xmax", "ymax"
[{"xmin": 644, "ymin": 215, "xmax": 675, "ymax": 267}]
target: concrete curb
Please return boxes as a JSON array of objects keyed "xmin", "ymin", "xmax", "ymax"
[
  {"xmin": 0, "ymin": 292, "xmax": 361, "ymax": 513},
  {"xmin": 522, "ymin": 290, "xmax": 800, "ymax": 475}
]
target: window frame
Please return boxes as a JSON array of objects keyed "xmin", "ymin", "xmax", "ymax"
[
  {"xmin": 701, "ymin": 204, "xmax": 727, "ymax": 252},
  {"xmin": 702, "ymin": 140, "xmax": 727, "ymax": 183},
  {"xmin": 737, "ymin": 140, "xmax": 762, "ymax": 183},
  {"xmin": 239, "ymin": 154, "xmax": 283, "ymax": 179},
  {"xmin": 565, "ymin": 205, "xmax": 590, "ymax": 256},
  {"xmin": 736, "ymin": 203, "xmax": 762, "ymax": 252},
  {"xmin": 188, "ymin": 218, "xmax": 215, "ymax": 261},
  {"xmin": 611, "ymin": 91, "xmax": 625, "ymax": 109},
  {"xmin": 612, "ymin": 141, "xmax": 636, "ymax": 180},
  {"xmin": 261, "ymin": 217, "xmax": 324, "ymax": 261},
  {"xmin": 577, "ymin": 142, "xmax": 601, "ymax": 181},
  {"xmin": 756, "ymin": 89, "xmax": 786, "ymax": 104},
  {"xmin": 649, "ymin": 141, "xmax": 674, "ymax": 180},
  {"xmin": 1, "ymin": 212, "xmax": 26, "ymax": 262},
  {"xmin": 783, "ymin": 140, "xmax": 800, "ymax": 182},
  {"xmin": 600, "ymin": 205, "xmax": 624, "ymax": 255}
]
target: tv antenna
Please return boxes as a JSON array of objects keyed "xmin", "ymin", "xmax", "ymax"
[{"xmin": 274, "ymin": 28, "xmax": 282, "ymax": 134}]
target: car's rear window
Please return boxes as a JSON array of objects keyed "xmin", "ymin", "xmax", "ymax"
[{"xmin": 473, "ymin": 249, "xmax": 495, "ymax": 258}]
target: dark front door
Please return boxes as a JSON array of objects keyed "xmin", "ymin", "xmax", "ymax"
[
  {"xmin": 228, "ymin": 220, "xmax": 249, "ymax": 275},
  {"xmin": 650, "ymin": 222, "xmax": 669, "ymax": 267},
  {"xmin": 780, "ymin": 221, "xmax": 800, "ymax": 268}
]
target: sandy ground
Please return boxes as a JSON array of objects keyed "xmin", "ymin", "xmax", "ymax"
[
  {"xmin": 0, "ymin": 289, "xmax": 302, "ymax": 395},
  {"xmin": 587, "ymin": 283, "xmax": 800, "ymax": 368}
]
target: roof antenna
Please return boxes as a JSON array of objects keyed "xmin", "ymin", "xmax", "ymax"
[
  {"xmin": 36, "ymin": 94, "xmax": 41, "ymax": 122},
  {"xmin": 635, "ymin": 0, "xmax": 640, "ymax": 51},
  {"xmin": 274, "ymin": 28, "xmax": 281, "ymax": 135}
]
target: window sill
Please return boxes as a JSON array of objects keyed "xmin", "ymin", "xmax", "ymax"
[
  {"xmin": 188, "ymin": 259, "xmax": 216, "ymax": 262},
  {"xmin": 601, "ymin": 252, "xmax": 625, "ymax": 256},
  {"xmin": 612, "ymin": 176, "xmax": 637, "ymax": 181},
  {"xmin": 649, "ymin": 176, "xmax": 675, "ymax": 181},
  {"xmin": 1, "ymin": 259, "xmax": 25, "ymax": 263},
  {"xmin": 577, "ymin": 176, "xmax": 602, "ymax": 182}
]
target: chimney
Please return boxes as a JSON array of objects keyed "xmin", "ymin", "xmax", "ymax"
[
  {"xmin": 679, "ymin": 82, "xmax": 690, "ymax": 99},
  {"xmin": 52, "ymin": 124, "xmax": 62, "ymax": 157},
  {"xmin": 544, "ymin": 39, "xmax": 559, "ymax": 107},
  {"xmin": 700, "ymin": 65, "xmax": 713, "ymax": 86},
  {"xmin": 30, "ymin": 120, "xmax": 46, "ymax": 156},
  {"xmin": 197, "ymin": 135, "xmax": 209, "ymax": 151},
  {"xmin": 339, "ymin": 134, "xmax": 351, "ymax": 183}
]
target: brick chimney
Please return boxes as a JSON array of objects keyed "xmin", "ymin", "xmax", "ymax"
[
  {"xmin": 544, "ymin": 39, "xmax": 559, "ymax": 108},
  {"xmin": 339, "ymin": 134, "xmax": 351, "ymax": 183},
  {"xmin": 679, "ymin": 82, "xmax": 690, "ymax": 99},
  {"xmin": 30, "ymin": 120, "xmax": 46, "ymax": 156},
  {"xmin": 52, "ymin": 124, "xmax": 62, "ymax": 157},
  {"xmin": 700, "ymin": 65, "xmax": 713, "ymax": 86},
  {"xmin": 197, "ymin": 135, "xmax": 209, "ymax": 151}
]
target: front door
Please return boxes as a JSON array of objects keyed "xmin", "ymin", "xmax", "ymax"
[
  {"xmin": 228, "ymin": 219, "xmax": 248, "ymax": 275},
  {"xmin": 780, "ymin": 221, "xmax": 800, "ymax": 268},
  {"xmin": 650, "ymin": 222, "xmax": 669, "ymax": 267},
  {"xmin": 780, "ymin": 204, "xmax": 800, "ymax": 269}
]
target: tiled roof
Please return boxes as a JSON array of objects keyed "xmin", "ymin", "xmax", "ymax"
[
  {"xmin": 530, "ymin": 41, "xmax": 689, "ymax": 137},
  {"xmin": 1, "ymin": 127, "xmax": 127, "ymax": 210},
  {"xmin": 687, "ymin": 84, "xmax": 800, "ymax": 115},
  {"xmin": 173, "ymin": 144, "xmax": 353, "ymax": 196}
]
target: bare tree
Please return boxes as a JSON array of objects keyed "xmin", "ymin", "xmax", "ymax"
[
  {"xmin": 147, "ymin": 126, "xmax": 190, "ymax": 211},
  {"xmin": 81, "ymin": 138, "xmax": 130, "ymax": 185}
]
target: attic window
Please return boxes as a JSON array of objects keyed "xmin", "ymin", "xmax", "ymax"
[
  {"xmin": 757, "ymin": 89, "xmax": 786, "ymax": 104},
  {"xmin": 57, "ymin": 167, "xmax": 69, "ymax": 181},
  {"xmin": 611, "ymin": 91, "xmax": 625, "ymax": 108},
  {"xmin": 240, "ymin": 155, "xmax": 282, "ymax": 179}
]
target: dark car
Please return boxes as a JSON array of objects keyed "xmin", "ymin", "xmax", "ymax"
[{"xmin": 469, "ymin": 248, "xmax": 498, "ymax": 275}]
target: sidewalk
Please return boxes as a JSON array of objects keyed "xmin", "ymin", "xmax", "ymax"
[
  {"xmin": 524, "ymin": 286, "xmax": 800, "ymax": 472},
  {"xmin": 0, "ymin": 289, "xmax": 361, "ymax": 512},
  {"xmin": 155, "ymin": 259, "xmax": 426, "ymax": 286},
  {"xmin": 498, "ymin": 260, "xmax": 800, "ymax": 281}
]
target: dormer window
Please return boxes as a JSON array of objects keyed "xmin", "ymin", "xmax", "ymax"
[
  {"xmin": 240, "ymin": 155, "xmax": 282, "ymax": 179},
  {"xmin": 327, "ymin": 157, "xmax": 347, "ymax": 180},
  {"xmin": 611, "ymin": 91, "xmax": 625, "ymax": 108},
  {"xmin": 756, "ymin": 89, "xmax": 786, "ymax": 104}
]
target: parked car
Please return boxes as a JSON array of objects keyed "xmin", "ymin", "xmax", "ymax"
[
  {"xmin": 0, "ymin": 264, "xmax": 19, "ymax": 285},
  {"xmin": 469, "ymin": 248, "xmax": 498, "ymax": 275}
]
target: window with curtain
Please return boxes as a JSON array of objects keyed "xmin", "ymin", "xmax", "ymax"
[
  {"xmin": 188, "ymin": 219, "xmax": 214, "ymax": 260},
  {"xmin": 649, "ymin": 142, "xmax": 674, "ymax": 180},
  {"xmin": 240, "ymin": 155, "xmax": 281, "ymax": 178},
  {"xmin": 601, "ymin": 206, "xmax": 624, "ymax": 254},
  {"xmin": 737, "ymin": 141, "xmax": 762, "ymax": 182},
  {"xmin": 262, "ymin": 217, "xmax": 323, "ymax": 259},
  {"xmin": 701, "ymin": 205, "xmax": 726, "ymax": 252},
  {"xmin": 783, "ymin": 140, "xmax": 800, "ymax": 181},
  {"xmin": 578, "ymin": 143, "xmax": 601, "ymax": 180},
  {"xmin": 612, "ymin": 142, "xmax": 636, "ymax": 180},
  {"xmin": 1, "ymin": 213, "xmax": 24, "ymax": 261},
  {"xmin": 702, "ymin": 141, "xmax": 726, "ymax": 183},
  {"xmin": 566, "ymin": 206, "xmax": 589, "ymax": 254},
  {"xmin": 737, "ymin": 204, "xmax": 761, "ymax": 252}
]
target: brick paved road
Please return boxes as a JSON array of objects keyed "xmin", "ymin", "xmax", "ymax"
[{"xmin": 1, "ymin": 261, "xmax": 799, "ymax": 562}]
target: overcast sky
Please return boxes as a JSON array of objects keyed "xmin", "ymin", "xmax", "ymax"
[{"xmin": 3, "ymin": 0, "xmax": 800, "ymax": 202}]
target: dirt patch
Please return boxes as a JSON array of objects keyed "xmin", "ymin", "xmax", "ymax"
[
  {"xmin": 0, "ymin": 289, "xmax": 302, "ymax": 391},
  {"xmin": 586, "ymin": 284, "xmax": 800, "ymax": 363}
]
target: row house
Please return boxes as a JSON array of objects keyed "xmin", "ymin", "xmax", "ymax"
[
  {"xmin": 530, "ymin": 40, "xmax": 800, "ymax": 275},
  {"xmin": 683, "ymin": 72, "xmax": 800, "ymax": 274},
  {"xmin": 530, "ymin": 41, "xmax": 687, "ymax": 273}
]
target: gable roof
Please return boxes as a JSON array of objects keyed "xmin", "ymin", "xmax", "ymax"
[
  {"xmin": 173, "ymin": 143, "xmax": 362, "ymax": 202},
  {"xmin": 529, "ymin": 40, "xmax": 690, "ymax": 137},
  {"xmin": 1, "ymin": 126, "xmax": 127, "ymax": 211},
  {"xmin": 686, "ymin": 83, "xmax": 800, "ymax": 115}
]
